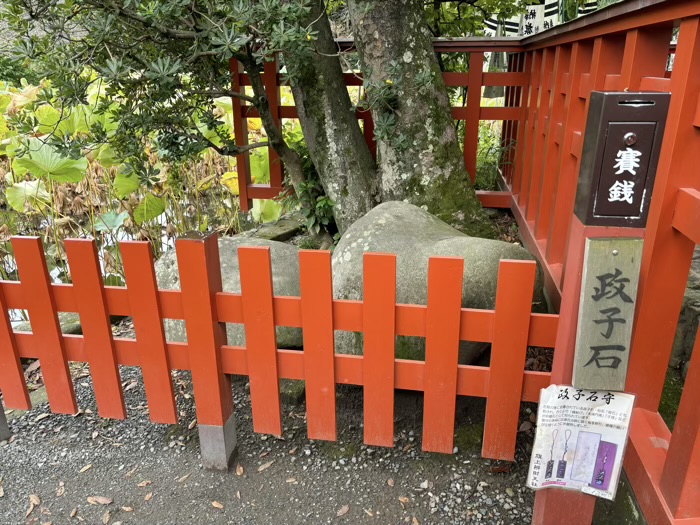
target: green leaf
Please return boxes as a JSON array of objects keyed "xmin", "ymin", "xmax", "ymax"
[
  {"xmin": 251, "ymin": 198, "xmax": 282, "ymax": 224},
  {"xmin": 250, "ymin": 149, "xmax": 270, "ymax": 184},
  {"xmin": 133, "ymin": 193, "xmax": 165, "ymax": 224},
  {"xmin": 5, "ymin": 180, "xmax": 50, "ymax": 212},
  {"xmin": 35, "ymin": 104, "xmax": 61, "ymax": 135},
  {"xmin": 94, "ymin": 210, "xmax": 129, "ymax": 232},
  {"xmin": 113, "ymin": 169, "xmax": 140, "ymax": 198},
  {"xmin": 15, "ymin": 139, "xmax": 88, "ymax": 183},
  {"xmin": 104, "ymin": 274, "xmax": 125, "ymax": 287}
]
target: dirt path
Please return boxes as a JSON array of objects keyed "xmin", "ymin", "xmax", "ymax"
[{"xmin": 0, "ymin": 361, "xmax": 538, "ymax": 525}]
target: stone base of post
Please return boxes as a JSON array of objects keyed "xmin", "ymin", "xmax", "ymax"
[
  {"xmin": 199, "ymin": 414, "xmax": 237, "ymax": 471},
  {"xmin": 0, "ymin": 398, "xmax": 11, "ymax": 442}
]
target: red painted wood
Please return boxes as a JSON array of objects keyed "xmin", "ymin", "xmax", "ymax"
[
  {"xmin": 238, "ymin": 246, "xmax": 282, "ymax": 435},
  {"xmin": 422, "ymin": 257, "xmax": 463, "ymax": 453},
  {"xmin": 362, "ymin": 253, "xmax": 396, "ymax": 447},
  {"xmin": 534, "ymin": 45, "xmax": 571, "ymax": 241},
  {"xmin": 464, "ymin": 52, "xmax": 484, "ymax": 182},
  {"xmin": 512, "ymin": 51, "xmax": 533, "ymax": 195},
  {"xmin": 476, "ymin": 191, "xmax": 512, "ymax": 208},
  {"xmin": 299, "ymin": 250, "xmax": 336, "ymax": 441},
  {"xmin": 0, "ymin": 283, "xmax": 30, "ymax": 410},
  {"xmin": 671, "ymin": 188, "xmax": 700, "ymax": 245},
  {"xmin": 64, "ymin": 239, "xmax": 126, "ymax": 420},
  {"xmin": 526, "ymin": 48, "xmax": 556, "ymax": 222},
  {"xmin": 661, "ymin": 322, "xmax": 700, "ymax": 518},
  {"xmin": 263, "ymin": 58, "xmax": 284, "ymax": 189},
  {"xmin": 545, "ymin": 41, "xmax": 592, "ymax": 272},
  {"xmin": 532, "ymin": 489, "xmax": 597, "ymax": 525},
  {"xmin": 482, "ymin": 260, "xmax": 536, "ymax": 461},
  {"xmin": 121, "ymin": 241, "xmax": 178, "ymax": 424},
  {"xmin": 11, "ymin": 237, "xmax": 77, "ymax": 414},
  {"xmin": 177, "ymin": 236, "xmax": 234, "ymax": 427},
  {"xmin": 230, "ymin": 58, "xmax": 252, "ymax": 211},
  {"xmin": 627, "ymin": 16, "xmax": 700, "ymax": 411},
  {"xmin": 518, "ymin": 49, "xmax": 543, "ymax": 208},
  {"xmin": 619, "ymin": 26, "xmax": 674, "ymax": 90}
]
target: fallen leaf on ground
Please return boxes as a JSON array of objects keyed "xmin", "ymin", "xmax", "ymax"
[
  {"xmin": 87, "ymin": 496, "xmax": 113, "ymax": 505},
  {"xmin": 35, "ymin": 413, "xmax": 50, "ymax": 422},
  {"xmin": 399, "ymin": 496, "xmax": 410, "ymax": 504},
  {"xmin": 137, "ymin": 480, "xmax": 151, "ymax": 488},
  {"xmin": 30, "ymin": 494, "xmax": 41, "ymax": 505},
  {"xmin": 519, "ymin": 421, "xmax": 533, "ymax": 432},
  {"xmin": 79, "ymin": 464, "xmax": 93, "ymax": 473},
  {"xmin": 387, "ymin": 478, "xmax": 394, "ymax": 487},
  {"xmin": 177, "ymin": 474, "xmax": 190, "ymax": 483},
  {"xmin": 235, "ymin": 491, "xmax": 241, "ymax": 500},
  {"xmin": 144, "ymin": 492, "xmax": 153, "ymax": 501},
  {"xmin": 56, "ymin": 482, "xmax": 65, "ymax": 497},
  {"xmin": 102, "ymin": 510, "xmax": 110, "ymax": 524},
  {"xmin": 120, "ymin": 507, "xmax": 133, "ymax": 512},
  {"xmin": 337, "ymin": 505, "xmax": 349, "ymax": 517},
  {"xmin": 0, "ymin": 486, "xmax": 4, "ymax": 498},
  {"xmin": 257, "ymin": 460, "xmax": 274, "ymax": 472},
  {"xmin": 236, "ymin": 464, "xmax": 244, "ymax": 476},
  {"xmin": 26, "ymin": 502, "xmax": 35, "ymax": 517},
  {"xmin": 364, "ymin": 509, "xmax": 374, "ymax": 517},
  {"xmin": 70, "ymin": 508, "xmax": 77, "ymax": 517},
  {"xmin": 412, "ymin": 517, "xmax": 420, "ymax": 525},
  {"xmin": 286, "ymin": 478, "xmax": 297, "ymax": 484},
  {"xmin": 188, "ymin": 420, "xmax": 197, "ymax": 430},
  {"xmin": 123, "ymin": 380, "xmax": 138, "ymax": 392},
  {"xmin": 212, "ymin": 501, "xmax": 224, "ymax": 509}
]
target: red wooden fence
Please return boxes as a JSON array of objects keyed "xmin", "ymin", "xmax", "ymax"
[{"xmin": 0, "ymin": 235, "xmax": 555, "ymax": 460}]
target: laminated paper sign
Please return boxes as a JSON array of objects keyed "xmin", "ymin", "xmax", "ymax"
[{"xmin": 527, "ymin": 385, "xmax": 635, "ymax": 500}]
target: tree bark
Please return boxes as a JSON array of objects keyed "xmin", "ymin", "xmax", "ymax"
[
  {"xmin": 283, "ymin": 0, "xmax": 380, "ymax": 233},
  {"xmin": 347, "ymin": 0, "xmax": 497, "ymax": 238}
]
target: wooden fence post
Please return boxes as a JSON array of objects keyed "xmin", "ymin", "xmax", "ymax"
[{"xmin": 176, "ymin": 233, "xmax": 237, "ymax": 470}]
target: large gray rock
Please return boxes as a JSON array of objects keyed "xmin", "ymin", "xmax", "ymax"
[
  {"xmin": 332, "ymin": 201, "xmax": 545, "ymax": 362},
  {"xmin": 671, "ymin": 246, "xmax": 700, "ymax": 379},
  {"xmin": 156, "ymin": 235, "xmax": 303, "ymax": 349}
]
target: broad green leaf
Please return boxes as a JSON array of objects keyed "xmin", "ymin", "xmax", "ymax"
[
  {"xmin": 94, "ymin": 210, "xmax": 129, "ymax": 232},
  {"xmin": 5, "ymin": 180, "xmax": 50, "ymax": 212},
  {"xmin": 252, "ymin": 198, "xmax": 281, "ymax": 224},
  {"xmin": 93, "ymin": 144, "xmax": 120, "ymax": 168},
  {"xmin": 221, "ymin": 171, "xmax": 239, "ymax": 195},
  {"xmin": 113, "ymin": 170, "xmax": 140, "ymax": 198},
  {"xmin": 15, "ymin": 139, "xmax": 88, "ymax": 182},
  {"xmin": 35, "ymin": 104, "xmax": 61, "ymax": 135},
  {"xmin": 133, "ymin": 193, "xmax": 165, "ymax": 224},
  {"xmin": 250, "ymin": 149, "xmax": 270, "ymax": 184}
]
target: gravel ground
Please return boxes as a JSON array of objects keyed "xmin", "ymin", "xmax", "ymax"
[{"xmin": 1, "ymin": 324, "xmax": 539, "ymax": 525}]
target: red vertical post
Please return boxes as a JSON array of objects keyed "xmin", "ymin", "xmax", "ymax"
[
  {"xmin": 464, "ymin": 52, "xmax": 484, "ymax": 182},
  {"xmin": 299, "ymin": 250, "xmax": 336, "ymax": 441},
  {"xmin": 363, "ymin": 253, "xmax": 396, "ymax": 448},
  {"xmin": 535, "ymin": 45, "xmax": 571, "ymax": 241},
  {"xmin": 121, "ymin": 241, "xmax": 178, "ymax": 424},
  {"xmin": 11, "ymin": 237, "xmax": 77, "ymax": 414},
  {"xmin": 512, "ymin": 51, "xmax": 533, "ymax": 195},
  {"xmin": 230, "ymin": 58, "xmax": 252, "ymax": 211},
  {"xmin": 545, "ymin": 41, "xmax": 592, "ymax": 271},
  {"xmin": 0, "ymin": 284, "xmax": 30, "ymax": 410},
  {"xmin": 238, "ymin": 246, "xmax": 282, "ymax": 436},
  {"xmin": 618, "ymin": 26, "xmax": 675, "ymax": 90},
  {"xmin": 176, "ymin": 235, "xmax": 234, "ymax": 427},
  {"xmin": 422, "ymin": 257, "xmax": 463, "ymax": 454},
  {"xmin": 65, "ymin": 239, "xmax": 126, "ymax": 420},
  {"xmin": 627, "ymin": 16, "xmax": 700, "ymax": 410},
  {"xmin": 263, "ymin": 57, "xmax": 283, "ymax": 189},
  {"xmin": 660, "ymin": 323, "xmax": 700, "ymax": 518},
  {"xmin": 526, "ymin": 48, "xmax": 556, "ymax": 222},
  {"xmin": 482, "ymin": 260, "xmax": 536, "ymax": 460},
  {"xmin": 518, "ymin": 49, "xmax": 543, "ymax": 208}
]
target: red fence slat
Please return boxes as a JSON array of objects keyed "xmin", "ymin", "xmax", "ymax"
[
  {"xmin": 464, "ymin": 52, "xmax": 484, "ymax": 182},
  {"xmin": 238, "ymin": 246, "xmax": 282, "ymax": 436},
  {"xmin": 299, "ymin": 250, "xmax": 336, "ymax": 441},
  {"xmin": 362, "ymin": 253, "xmax": 396, "ymax": 447},
  {"xmin": 0, "ymin": 284, "xmax": 30, "ymax": 410},
  {"xmin": 230, "ymin": 58, "xmax": 252, "ymax": 211},
  {"xmin": 121, "ymin": 241, "xmax": 178, "ymax": 424},
  {"xmin": 11, "ymin": 237, "xmax": 77, "ymax": 414},
  {"xmin": 482, "ymin": 260, "xmax": 537, "ymax": 461},
  {"xmin": 422, "ymin": 257, "xmax": 464, "ymax": 453},
  {"xmin": 177, "ymin": 236, "xmax": 235, "ymax": 428},
  {"xmin": 65, "ymin": 239, "xmax": 126, "ymax": 420}
]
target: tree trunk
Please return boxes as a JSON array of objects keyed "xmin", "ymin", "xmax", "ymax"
[
  {"xmin": 347, "ymin": 0, "xmax": 497, "ymax": 238},
  {"xmin": 283, "ymin": 0, "xmax": 379, "ymax": 233}
]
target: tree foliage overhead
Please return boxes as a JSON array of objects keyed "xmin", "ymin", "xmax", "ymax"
[{"xmin": 1, "ymin": 0, "xmax": 529, "ymax": 236}]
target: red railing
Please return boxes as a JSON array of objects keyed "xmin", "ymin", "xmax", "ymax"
[{"xmin": 0, "ymin": 235, "xmax": 555, "ymax": 460}]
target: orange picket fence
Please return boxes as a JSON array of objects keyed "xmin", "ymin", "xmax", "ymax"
[{"xmin": 0, "ymin": 235, "xmax": 555, "ymax": 460}]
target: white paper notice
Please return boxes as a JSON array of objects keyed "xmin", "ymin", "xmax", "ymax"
[{"xmin": 526, "ymin": 385, "xmax": 635, "ymax": 500}]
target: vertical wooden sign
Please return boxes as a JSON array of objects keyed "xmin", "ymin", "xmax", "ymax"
[{"xmin": 572, "ymin": 238, "xmax": 643, "ymax": 391}]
